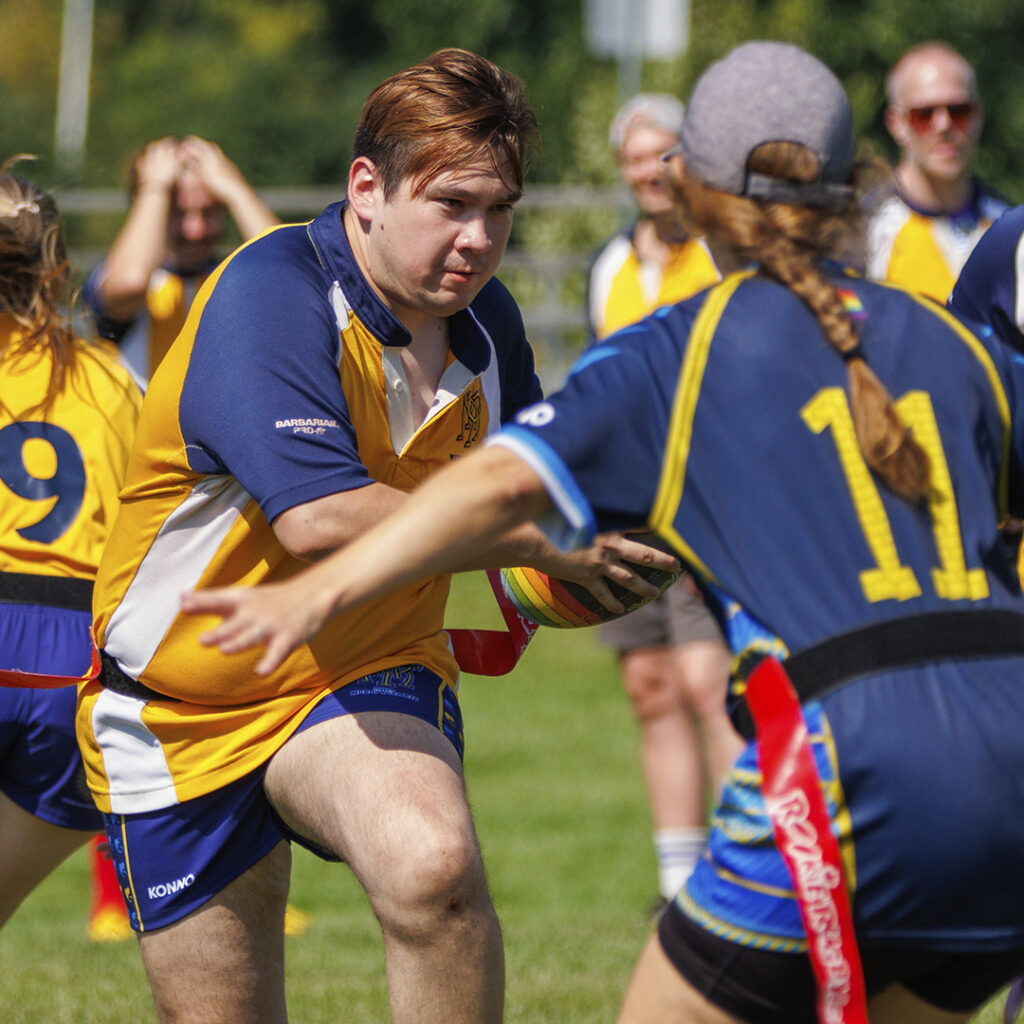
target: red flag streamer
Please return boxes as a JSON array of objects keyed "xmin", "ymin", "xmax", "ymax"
[
  {"xmin": 745, "ymin": 656, "xmax": 869, "ymax": 1024},
  {"xmin": 448, "ymin": 569, "xmax": 539, "ymax": 676},
  {"xmin": 0, "ymin": 638, "xmax": 101, "ymax": 689}
]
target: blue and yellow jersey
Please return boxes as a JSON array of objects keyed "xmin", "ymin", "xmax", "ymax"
[
  {"xmin": 0, "ymin": 317, "xmax": 141, "ymax": 580},
  {"xmin": 866, "ymin": 180, "xmax": 1009, "ymax": 302},
  {"xmin": 494, "ymin": 270, "xmax": 1024, "ymax": 947},
  {"xmin": 84, "ymin": 259, "xmax": 219, "ymax": 381},
  {"xmin": 586, "ymin": 226, "xmax": 719, "ymax": 341},
  {"xmin": 78, "ymin": 202, "xmax": 541, "ymax": 814},
  {"xmin": 498, "ymin": 268, "xmax": 1024, "ymax": 654}
]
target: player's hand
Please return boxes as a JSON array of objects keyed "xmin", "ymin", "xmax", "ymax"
[
  {"xmin": 547, "ymin": 531, "xmax": 679, "ymax": 614},
  {"xmin": 179, "ymin": 135, "xmax": 249, "ymax": 204},
  {"xmin": 180, "ymin": 580, "xmax": 334, "ymax": 676},
  {"xmin": 134, "ymin": 137, "xmax": 183, "ymax": 194}
]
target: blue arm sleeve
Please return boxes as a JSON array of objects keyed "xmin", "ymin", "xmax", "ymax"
[{"xmin": 179, "ymin": 236, "xmax": 372, "ymax": 524}]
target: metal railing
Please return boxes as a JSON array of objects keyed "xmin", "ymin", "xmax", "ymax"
[{"xmin": 61, "ymin": 183, "xmax": 635, "ymax": 389}]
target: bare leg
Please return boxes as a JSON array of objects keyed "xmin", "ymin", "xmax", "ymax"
[
  {"xmin": 622, "ymin": 648, "xmax": 706, "ymax": 830},
  {"xmin": 139, "ymin": 841, "xmax": 290, "ymax": 1024},
  {"xmin": 264, "ymin": 711, "xmax": 503, "ymax": 1024},
  {"xmin": 0, "ymin": 789, "xmax": 91, "ymax": 928},
  {"xmin": 617, "ymin": 933, "xmax": 742, "ymax": 1024},
  {"xmin": 672, "ymin": 640, "xmax": 744, "ymax": 795}
]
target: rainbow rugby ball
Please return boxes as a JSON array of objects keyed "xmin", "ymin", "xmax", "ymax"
[{"xmin": 501, "ymin": 531, "xmax": 682, "ymax": 628}]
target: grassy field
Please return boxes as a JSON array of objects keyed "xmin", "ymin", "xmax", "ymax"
[{"xmin": 0, "ymin": 572, "xmax": 1014, "ymax": 1022}]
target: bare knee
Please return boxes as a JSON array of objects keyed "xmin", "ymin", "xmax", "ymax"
[
  {"xmin": 370, "ymin": 820, "xmax": 491, "ymax": 942},
  {"xmin": 673, "ymin": 642, "xmax": 732, "ymax": 721},
  {"xmin": 621, "ymin": 648, "xmax": 683, "ymax": 722}
]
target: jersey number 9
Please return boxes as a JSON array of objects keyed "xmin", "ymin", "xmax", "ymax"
[{"xmin": 0, "ymin": 422, "xmax": 86, "ymax": 544}]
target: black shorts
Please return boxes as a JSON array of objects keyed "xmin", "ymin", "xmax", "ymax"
[{"xmin": 658, "ymin": 899, "xmax": 1024, "ymax": 1022}]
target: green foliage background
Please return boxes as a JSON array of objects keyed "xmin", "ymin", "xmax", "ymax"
[{"xmin": 2, "ymin": 0, "xmax": 1022, "ymax": 195}]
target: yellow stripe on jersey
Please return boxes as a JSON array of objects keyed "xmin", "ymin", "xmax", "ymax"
[
  {"xmin": 590, "ymin": 233, "xmax": 719, "ymax": 341},
  {"xmin": 649, "ymin": 272, "xmax": 753, "ymax": 579}
]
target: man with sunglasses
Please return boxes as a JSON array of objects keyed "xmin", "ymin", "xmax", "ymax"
[{"xmin": 867, "ymin": 41, "xmax": 1010, "ymax": 301}]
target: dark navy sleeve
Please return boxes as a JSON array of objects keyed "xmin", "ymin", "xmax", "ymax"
[
  {"xmin": 464, "ymin": 276, "xmax": 543, "ymax": 417},
  {"xmin": 949, "ymin": 207, "xmax": 1024, "ymax": 514},
  {"xmin": 492, "ymin": 309, "xmax": 690, "ymax": 543},
  {"xmin": 950, "ymin": 206, "xmax": 1024, "ymax": 354},
  {"xmin": 178, "ymin": 228, "xmax": 372, "ymax": 524},
  {"xmin": 81, "ymin": 263, "xmax": 134, "ymax": 344}
]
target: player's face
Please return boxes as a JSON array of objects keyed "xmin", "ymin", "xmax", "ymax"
[
  {"xmin": 168, "ymin": 169, "xmax": 226, "ymax": 270},
  {"xmin": 888, "ymin": 52, "xmax": 981, "ymax": 184},
  {"xmin": 361, "ymin": 159, "xmax": 520, "ymax": 330},
  {"xmin": 619, "ymin": 125, "xmax": 680, "ymax": 217}
]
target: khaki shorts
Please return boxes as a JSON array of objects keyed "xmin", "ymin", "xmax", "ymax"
[{"xmin": 598, "ymin": 577, "xmax": 724, "ymax": 653}]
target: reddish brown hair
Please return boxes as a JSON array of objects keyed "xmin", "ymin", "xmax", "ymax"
[{"xmin": 353, "ymin": 48, "xmax": 539, "ymax": 199}]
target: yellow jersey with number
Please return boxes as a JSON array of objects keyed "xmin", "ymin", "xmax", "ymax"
[{"xmin": 0, "ymin": 316, "xmax": 141, "ymax": 579}]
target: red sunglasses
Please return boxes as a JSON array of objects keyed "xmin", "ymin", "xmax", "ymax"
[{"xmin": 905, "ymin": 102, "xmax": 978, "ymax": 135}]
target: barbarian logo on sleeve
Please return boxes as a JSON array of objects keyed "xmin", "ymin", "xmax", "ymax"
[{"xmin": 274, "ymin": 417, "xmax": 340, "ymax": 437}]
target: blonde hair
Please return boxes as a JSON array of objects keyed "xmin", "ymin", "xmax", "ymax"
[
  {"xmin": 668, "ymin": 141, "xmax": 930, "ymax": 503},
  {"xmin": 0, "ymin": 156, "xmax": 75, "ymax": 407}
]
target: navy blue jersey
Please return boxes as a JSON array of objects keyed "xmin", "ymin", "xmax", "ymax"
[
  {"xmin": 498, "ymin": 269, "xmax": 1024, "ymax": 657},
  {"xmin": 493, "ymin": 266, "xmax": 1024, "ymax": 949},
  {"xmin": 949, "ymin": 204, "xmax": 1024, "ymax": 354}
]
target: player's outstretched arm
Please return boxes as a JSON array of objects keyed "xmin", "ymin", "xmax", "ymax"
[
  {"xmin": 181, "ymin": 445, "xmax": 552, "ymax": 674},
  {"xmin": 181, "ymin": 444, "xmax": 680, "ymax": 674}
]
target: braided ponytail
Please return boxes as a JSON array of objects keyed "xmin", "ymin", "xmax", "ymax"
[{"xmin": 667, "ymin": 141, "xmax": 930, "ymax": 503}]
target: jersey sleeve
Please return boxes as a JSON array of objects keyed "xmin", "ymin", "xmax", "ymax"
[
  {"xmin": 81, "ymin": 263, "xmax": 134, "ymax": 344},
  {"xmin": 178, "ymin": 238, "xmax": 372, "ymax": 524},
  {"xmin": 949, "ymin": 206, "xmax": 1024, "ymax": 353},
  {"xmin": 490, "ymin": 315, "xmax": 684, "ymax": 548}
]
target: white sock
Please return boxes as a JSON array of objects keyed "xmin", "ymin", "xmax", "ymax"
[{"xmin": 654, "ymin": 827, "xmax": 707, "ymax": 901}]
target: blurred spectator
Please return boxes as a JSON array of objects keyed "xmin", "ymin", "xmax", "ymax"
[
  {"xmin": 866, "ymin": 41, "xmax": 1010, "ymax": 301},
  {"xmin": 83, "ymin": 135, "xmax": 279, "ymax": 380},
  {"xmin": 586, "ymin": 94, "xmax": 742, "ymax": 907}
]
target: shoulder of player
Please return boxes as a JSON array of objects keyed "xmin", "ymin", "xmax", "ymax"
[
  {"xmin": 866, "ymin": 192, "xmax": 913, "ymax": 240},
  {"xmin": 974, "ymin": 178, "xmax": 1014, "ymax": 220},
  {"xmin": 588, "ymin": 231, "xmax": 634, "ymax": 280},
  {"xmin": 197, "ymin": 223, "xmax": 330, "ymax": 323},
  {"xmin": 465, "ymin": 276, "xmax": 526, "ymax": 341},
  {"xmin": 72, "ymin": 335, "xmax": 141, "ymax": 385}
]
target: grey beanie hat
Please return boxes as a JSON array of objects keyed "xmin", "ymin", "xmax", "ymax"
[{"xmin": 677, "ymin": 41, "xmax": 855, "ymax": 207}]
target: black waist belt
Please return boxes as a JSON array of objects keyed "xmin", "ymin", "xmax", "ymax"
[
  {"xmin": 0, "ymin": 571, "xmax": 93, "ymax": 612},
  {"xmin": 732, "ymin": 609, "xmax": 1024, "ymax": 741},
  {"xmin": 98, "ymin": 650, "xmax": 179, "ymax": 703}
]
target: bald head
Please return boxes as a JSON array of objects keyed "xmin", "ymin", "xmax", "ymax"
[
  {"xmin": 884, "ymin": 41, "xmax": 982, "ymax": 204},
  {"xmin": 886, "ymin": 42, "xmax": 978, "ymax": 109}
]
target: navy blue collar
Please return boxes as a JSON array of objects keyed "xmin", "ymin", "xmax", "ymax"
[{"xmin": 306, "ymin": 200, "xmax": 492, "ymax": 373}]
